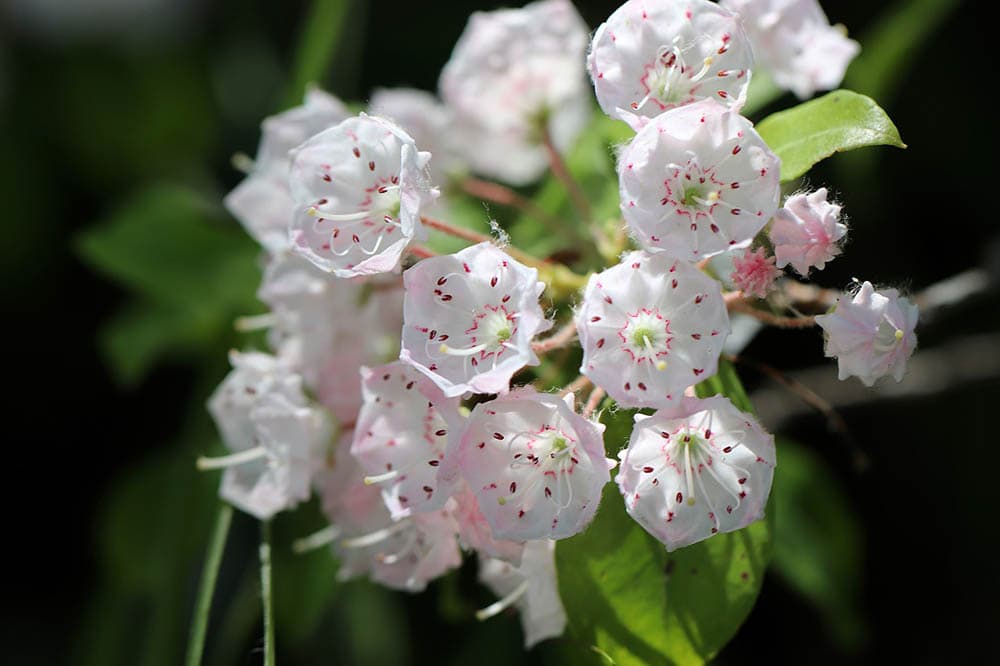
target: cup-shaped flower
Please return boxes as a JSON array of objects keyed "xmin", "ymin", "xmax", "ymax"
[
  {"xmin": 477, "ymin": 540, "xmax": 566, "ymax": 649},
  {"xmin": 352, "ymin": 362, "xmax": 463, "ymax": 519},
  {"xmin": 577, "ymin": 251, "xmax": 731, "ymax": 409},
  {"xmin": 619, "ymin": 99, "xmax": 781, "ymax": 262},
  {"xmin": 206, "ymin": 351, "xmax": 330, "ymax": 520},
  {"xmin": 721, "ymin": 0, "xmax": 859, "ymax": 99},
  {"xmin": 815, "ymin": 281, "xmax": 919, "ymax": 386},
  {"xmin": 289, "ymin": 114, "xmax": 438, "ymax": 277},
  {"xmin": 730, "ymin": 247, "xmax": 780, "ymax": 299},
  {"xmin": 225, "ymin": 89, "xmax": 349, "ymax": 253},
  {"xmin": 400, "ymin": 241, "xmax": 551, "ymax": 397},
  {"xmin": 439, "ymin": 0, "xmax": 591, "ymax": 185},
  {"xmin": 769, "ymin": 188, "xmax": 847, "ymax": 275},
  {"xmin": 617, "ymin": 395, "xmax": 775, "ymax": 551},
  {"xmin": 258, "ymin": 252, "xmax": 403, "ymax": 424},
  {"xmin": 444, "ymin": 388, "xmax": 614, "ymax": 541},
  {"xmin": 451, "ymin": 483, "xmax": 525, "ymax": 565},
  {"xmin": 369, "ymin": 87, "xmax": 465, "ymax": 188},
  {"xmin": 589, "ymin": 0, "xmax": 754, "ymax": 130}
]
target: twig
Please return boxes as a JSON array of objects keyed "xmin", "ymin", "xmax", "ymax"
[
  {"xmin": 461, "ymin": 177, "xmax": 568, "ymax": 235},
  {"xmin": 559, "ymin": 374, "xmax": 592, "ymax": 397},
  {"xmin": 408, "ymin": 243, "xmax": 437, "ymax": 259},
  {"xmin": 727, "ymin": 353, "xmax": 869, "ymax": 472},
  {"xmin": 728, "ymin": 298, "xmax": 817, "ymax": 328},
  {"xmin": 420, "ymin": 216, "xmax": 546, "ymax": 270},
  {"xmin": 583, "ymin": 386, "xmax": 606, "ymax": 418},
  {"xmin": 532, "ymin": 321, "xmax": 578, "ymax": 354},
  {"xmin": 541, "ymin": 126, "xmax": 592, "ymax": 222}
]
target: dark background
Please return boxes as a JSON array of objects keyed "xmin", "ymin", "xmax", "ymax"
[{"xmin": 1, "ymin": 0, "xmax": 995, "ymax": 663}]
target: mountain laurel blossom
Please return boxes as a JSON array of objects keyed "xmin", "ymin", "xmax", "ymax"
[
  {"xmin": 205, "ymin": 351, "xmax": 330, "ymax": 520},
  {"xmin": 444, "ymin": 389, "xmax": 615, "ymax": 541},
  {"xmin": 400, "ymin": 242, "xmax": 551, "ymax": 397},
  {"xmin": 440, "ymin": 0, "xmax": 590, "ymax": 185},
  {"xmin": 589, "ymin": 0, "xmax": 754, "ymax": 130},
  {"xmin": 618, "ymin": 99, "xmax": 781, "ymax": 262},
  {"xmin": 815, "ymin": 281, "xmax": 919, "ymax": 386},
  {"xmin": 769, "ymin": 188, "xmax": 847, "ymax": 275},
  {"xmin": 577, "ymin": 251, "xmax": 731, "ymax": 408},
  {"xmin": 225, "ymin": 89, "xmax": 350, "ymax": 253},
  {"xmin": 721, "ymin": 0, "xmax": 860, "ymax": 99},
  {"xmin": 477, "ymin": 540, "xmax": 566, "ymax": 649},
  {"xmin": 617, "ymin": 395, "xmax": 776, "ymax": 551},
  {"xmin": 352, "ymin": 361, "xmax": 463, "ymax": 519},
  {"xmin": 289, "ymin": 114, "xmax": 438, "ymax": 277}
]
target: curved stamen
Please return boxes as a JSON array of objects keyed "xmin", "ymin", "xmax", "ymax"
[
  {"xmin": 476, "ymin": 580, "xmax": 529, "ymax": 621},
  {"xmin": 196, "ymin": 446, "xmax": 268, "ymax": 471}
]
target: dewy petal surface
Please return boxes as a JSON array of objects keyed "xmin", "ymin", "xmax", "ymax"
[
  {"xmin": 577, "ymin": 251, "xmax": 731, "ymax": 408},
  {"xmin": 618, "ymin": 99, "xmax": 780, "ymax": 261},
  {"xmin": 617, "ymin": 395, "xmax": 775, "ymax": 551}
]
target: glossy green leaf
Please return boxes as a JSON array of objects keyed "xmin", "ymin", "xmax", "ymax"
[
  {"xmin": 557, "ymin": 365, "xmax": 773, "ymax": 666},
  {"xmin": 772, "ymin": 440, "xmax": 865, "ymax": 649},
  {"xmin": 756, "ymin": 90, "xmax": 905, "ymax": 182}
]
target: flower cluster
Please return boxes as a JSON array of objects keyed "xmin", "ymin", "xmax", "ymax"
[{"xmin": 200, "ymin": 0, "xmax": 915, "ymax": 651}]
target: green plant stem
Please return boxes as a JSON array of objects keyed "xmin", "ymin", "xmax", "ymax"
[
  {"xmin": 185, "ymin": 503, "xmax": 233, "ymax": 666},
  {"xmin": 260, "ymin": 520, "xmax": 276, "ymax": 666},
  {"xmin": 284, "ymin": 0, "xmax": 350, "ymax": 107}
]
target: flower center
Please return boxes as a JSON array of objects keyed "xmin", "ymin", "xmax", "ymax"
[
  {"xmin": 634, "ymin": 43, "xmax": 714, "ymax": 111},
  {"xmin": 873, "ymin": 317, "xmax": 904, "ymax": 352},
  {"xmin": 621, "ymin": 309, "xmax": 672, "ymax": 370}
]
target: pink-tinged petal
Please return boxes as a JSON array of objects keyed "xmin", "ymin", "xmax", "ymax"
[
  {"xmin": 617, "ymin": 395, "xmax": 775, "ymax": 551},
  {"xmin": 618, "ymin": 99, "xmax": 781, "ymax": 262},
  {"xmin": 577, "ymin": 251, "xmax": 731, "ymax": 409}
]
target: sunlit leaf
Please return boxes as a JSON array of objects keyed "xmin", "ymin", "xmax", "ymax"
[{"xmin": 756, "ymin": 90, "xmax": 905, "ymax": 182}]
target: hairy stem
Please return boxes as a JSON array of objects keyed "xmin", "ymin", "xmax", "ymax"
[
  {"xmin": 532, "ymin": 321, "xmax": 578, "ymax": 354},
  {"xmin": 260, "ymin": 520, "xmax": 276, "ymax": 666},
  {"xmin": 461, "ymin": 177, "xmax": 569, "ymax": 236}
]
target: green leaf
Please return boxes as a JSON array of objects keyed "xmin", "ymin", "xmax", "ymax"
[
  {"xmin": 285, "ymin": 0, "xmax": 351, "ymax": 107},
  {"xmin": 558, "ymin": 366, "xmax": 773, "ymax": 666},
  {"xmin": 771, "ymin": 440, "xmax": 865, "ymax": 649},
  {"xmin": 77, "ymin": 184, "xmax": 261, "ymax": 383},
  {"xmin": 756, "ymin": 90, "xmax": 905, "ymax": 182}
]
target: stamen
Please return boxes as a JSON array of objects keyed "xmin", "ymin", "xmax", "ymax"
[
  {"xmin": 364, "ymin": 469, "xmax": 401, "ymax": 485},
  {"xmin": 291, "ymin": 525, "xmax": 341, "ymax": 554},
  {"xmin": 439, "ymin": 342, "xmax": 488, "ymax": 357},
  {"xmin": 234, "ymin": 312, "xmax": 278, "ymax": 332},
  {"xmin": 475, "ymin": 580, "xmax": 529, "ymax": 621},
  {"xmin": 339, "ymin": 521, "xmax": 410, "ymax": 549},
  {"xmin": 196, "ymin": 446, "xmax": 268, "ymax": 471}
]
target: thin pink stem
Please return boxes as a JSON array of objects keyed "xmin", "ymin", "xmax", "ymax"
[
  {"xmin": 532, "ymin": 321, "xmax": 578, "ymax": 354},
  {"xmin": 541, "ymin": 127, "xmax": 592, "ymax": 222},
  {"xmin": 461, "ymin": 178, "xmax": 568, "ymax": 235},
  {"xmin": 582, "ymin": 386, "xmax": 606, "ymax": 418}
]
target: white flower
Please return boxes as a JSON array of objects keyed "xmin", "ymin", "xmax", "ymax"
[
  {"xmin": 289, "ymin": 114, "xmax": 438, "ymax": 277},
  {"xmin": 451, "ymin": 482, "xmax": 525, "ymax": 564},
  {"xmin": 369, "ymin": 87, "xmax": 464, "ymax": 187},
  {"xmin": 618, "ymin": 99, "xmax": 781, "ymax": 261},
  {"xmin": 352, "ymin": 362, "xmax": 463, "ymax": 519},
  {"xmin": 617, "ymin": 395, "xmax": 775, "ymax": 551},
  {"xmin": 815, "ymin": 281, "xmax": 919, "ymax": 386},
  {"xmin": 722, "ymin": 0, "xmax": 859, "ymax": 99},
  {"xmin": 439, "ymin": 0, "xmax": 591, "ymax": 185},
  {"xmin": 589, "ymin": 0, "xmax": 754, "ymax": 130},
  {"xmin": 577, "ymin": 251, "xmax": 731, "ymax": 409},
  {"xmin": 443, "ymin": 388, "xmax": 614, "ymax": 541},
  {"xmin": 477, "ymin": 540, "xmax": 566, "ymax": 649},
  {"xmin": 258, "ymin": 252, "xmax": 403, "ymax": 424},
  {"xmin": 317, "ymin": 436, "xmax": 463, "ymax": 590},
  {"xmin": 400, "ymin": 242, "xmax": 551, "ymax": 397},
  {"xmin": 205, "ymin": 351, "xmax": 330, "ymax": 520},
  {"xmin": 769, "ymin": 188, "xmax": 847, "ymax": 275},
  {"xmin": 225, "ymin": 89, "xmax": 349, "ymax": 252}
]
